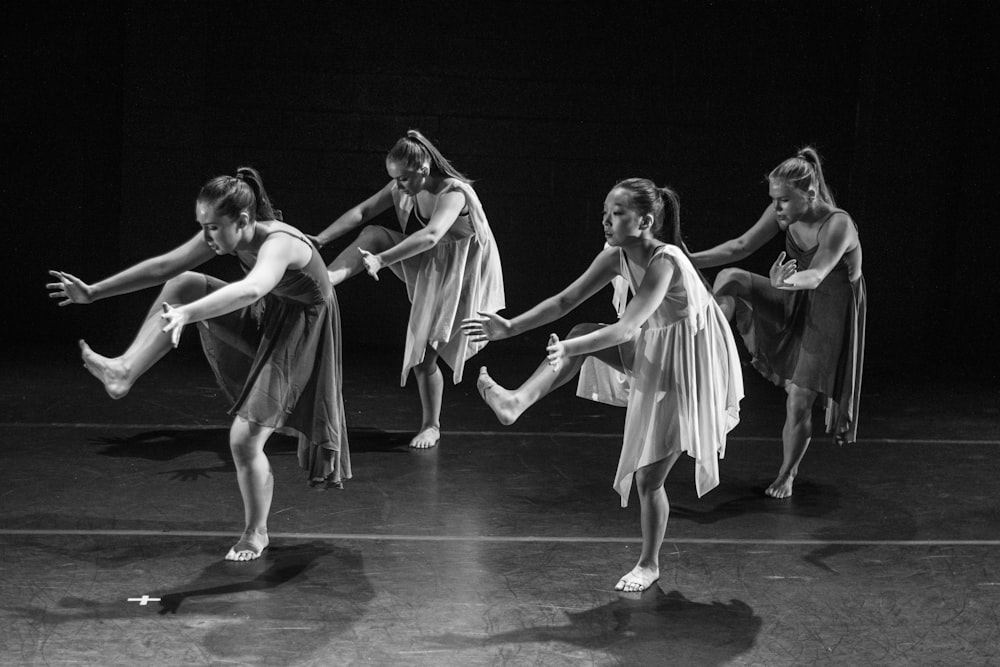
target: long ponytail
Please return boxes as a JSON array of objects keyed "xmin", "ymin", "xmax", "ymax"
[
  {"xmin": 387, "ymin": 129, "xmax": 472, "ymax": 183},
  {"xmin": 768, "ymin": 146, "xmax": 836, "ymax": 206},
  {"xmin": 198, "ymin": 165, "xmax": 282, "ymax": 222}
]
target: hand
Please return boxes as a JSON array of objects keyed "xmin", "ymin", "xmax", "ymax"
[
  {"xmin": 545, "ymin": 333, "xmax": 565, "ymax": 373},
  {"xmin": 46, "ymin": 270, "xmax": 94, "ymax": 306},
  {"xmin": 460, "ymin": 311, "xmax": 514, "ymax": 343},
  {"xmin": 769, "ymin": 251, "xmax": 797, "ymax": 288},
  {"xmin": 359, "ymin": 248, "xmax": 384, "ymax": 281},
  {"xmin": 160, "ymin": 302, "xmax": 191, "ymax": 348}
]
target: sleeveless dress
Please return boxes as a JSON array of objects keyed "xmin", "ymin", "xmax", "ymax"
[
  {"xmin": 736, "ymin": 209, "xmax": 866, "ymax": 443},
  {"xmin": 388, "ymin": 180, "xmax": 505, "ymax": 385},
  {"xmin": 576, "ymin": 245, "xmax": 744, "ymax": 507},
  {"xmin": 196, "ymin": 226, "xmax": 351, "ymax": 486}
]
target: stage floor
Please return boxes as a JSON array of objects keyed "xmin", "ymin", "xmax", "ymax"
[{"xmin": 1, "ymin": 343, "xmax": 998, "ymax": 666}]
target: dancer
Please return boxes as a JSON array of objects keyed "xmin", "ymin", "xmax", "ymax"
[
  {"xmin": 689, "ymin": 147, "xmax": 865, "ymax": 499},
  {"xmin": 462, "ymin": 179, "xmax": 743, "ymax": 592},
  {"xmin": 47, "ymin": 166, "xmax": 350, "ymax": 561},
  {"xmin": 312, "ymin": 129, "xmax": 504, "ymax": 449}
]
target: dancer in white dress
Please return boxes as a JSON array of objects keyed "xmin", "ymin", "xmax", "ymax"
[
  {"xmin": 462, "ymin": 178, "xmax": 743, "ymax": 592},
  {"xmin": 312, "ymin": 130, "xmax": 505, "ymax": 449}
]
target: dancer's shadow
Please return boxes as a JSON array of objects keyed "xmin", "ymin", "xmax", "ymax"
[
  {"xmin": 427, "ymin": 587, "xmax": 761, "ymax": 666},
  {"xmin": 671, "ymin": 479, "xmax": 840, "ymax": 524},
  {"xmin": 155, "ymin": 541, "xmax": 346, "ymax": 614}
]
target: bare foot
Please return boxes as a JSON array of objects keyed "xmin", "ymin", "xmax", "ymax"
[
  {"xmin": 79, "ymin": 340, "xmax": 132, "ymax": 399},
  {"xmin": 409, "ymin": 426, "xmax": 440, "ymax": 449},
  {"xmin": 765, "ymin": 472, "xmax": 794, "ymax": 498},
  {"xmin": 614, "ymin": 564, "xmax": 660, "ymax": 592},
  {"xmin": 476, "ymin": 367, "xmax": 522, "ymax": 426},
  {"xmin": 225, "ymin": 530, "xmax": 268, "ymax": 561}
]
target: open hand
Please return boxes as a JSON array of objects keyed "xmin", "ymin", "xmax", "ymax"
[
  {"xmin": 359, "ymin": 248, "xmax": 383, "ymax": 280},
  {"xmin": 160, "ymin": 302, "xmax": 190, "ymax": 348},
  {"xmin": 460, "ymin": 311, "xmax": 513, "ymax": 343},
  {"xmin": 46, "ymin": 270, "xmax": 93, "ymax": 306},
  {"xmin": 769, "ymin": 251, "xmax": 797, "ymax": 288},
  {"xmin": 545, "ymin": 333, "xmax": 565, "ymax": 373}
]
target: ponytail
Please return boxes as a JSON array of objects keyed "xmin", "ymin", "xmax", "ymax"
[
  {"xmin": 387, "ymin": 129, "xmax": 472, "ymax": 183},
  {"xmin": 768, "ymin": 146, "xmax": 836, "ymax": 206},
  {"xmin": 198, "ymin": 166, "xmax": 282, "ymax": 222}
]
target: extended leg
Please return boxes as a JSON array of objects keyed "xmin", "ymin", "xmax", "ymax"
[
  {"xmin": 766, "ymin": 383, "xmax": 817, "ymax": 498},
  {"xmin": 326, "ymin": 225, "xmax": 403, "ymax": 286},
  {"xmin": 712, "ymin": 268, "xmax": 754, "ymax": 321},
  {"xmin": 80, "ymin": 272, "xmax": 214, "ymax": 399},
  {"xmin": 410, "ymin": 345, "xmax": 443, "ymax": 449},
  {"xmin": 226, "ymin": 417, "xmax": 275, "ymax": 561},
  {"xmin": 477, "ymin": 323, "xmax": 627, "ymax": 425},
  {"xmin": 615, "ymin": 452, "xmax": 681, "ymax": 592}
]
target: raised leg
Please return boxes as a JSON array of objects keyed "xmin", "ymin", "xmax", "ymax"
[
  {"xmin": 80, "ymin": 272, "xmax": 214, "ymax": 399},
  {"xmin": 477, "ymin": 323, "xmax": 628, "ymax": 425},
  {"xmin": 614, "ymin": 452, "xmax": 681, "ymax": 592},
  {"xmin": 410, "ymin": 345, "xmax": 443, "ymax": 449},
  {"xmin": 766, "ymin": 382, "xmax": 818, "ymax": 498},
  {"xmin": 327, "ymin": 225, "xmax": 403, "ymax": 286},
  {"xmin": 712, "ymin": 267, "xmax": 754, "ymax": 321},
  {"xmin": 226, "ymin": 416, "xmax": 275, "ymax": 561}
]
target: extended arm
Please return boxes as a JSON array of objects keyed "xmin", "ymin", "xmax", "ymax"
[
  {"xmin": 556, "ymin": 255, "xmax": 673, "ymax": 359},
  {"xmin": 313, "ymin": 182, "xmax": 395, "ymax": 247},
  {"xmin": 48, "ymin": 233, "xmax": 215, "ymax": 306},
  {"xmin": 160, "ymin": 234, "xmax": 309, "ymax": 346},
  {"xmin": 364, "ymin": 189, "xmax": 465, "ymax": 274},
  {"xmin": 461, "ymin": 247, "xmax": 621, "ymax": 341},
  {"xmin": 774, "ymin": 214, "xmax": 856, "ymax": 290},
  {"xmin": 689, "ymin": 205, "xmax": 781, "ymax": 268}
]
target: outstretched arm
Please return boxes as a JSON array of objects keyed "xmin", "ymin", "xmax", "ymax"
[
  {"xmin": 689, "ymin": 205, "xmax": 781, "ymax": 268},
  {"xmin": 548, "ymin": 254, "xmax": 673, "ymax": 365},
  {"xmin": 47, "ymin": 233, "xmax": 215, "ymax": 306},
  {"xmin": 312, "ymin": 182, "xmax": 395, "ymax": 248},
  {"xmin": 360, "ymin": 189, "xmax": 465, "ymax": 278},
  {"xmin": 772, "ymin": 214, "xmax": 856, "ymax": 291},
  {"xmin": 161, "ymin": 234, "xmax": 308, "ymax": 346},
  {"xmin": 461, "ymin": 246, "xmax": 621, "ymax": 342}
]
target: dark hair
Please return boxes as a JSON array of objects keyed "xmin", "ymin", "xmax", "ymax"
[
  {"xmin": 611, "ymin": 177, "xmax": 711, "ymax": 289},
  {"xmin": 198, "ymin": 166, "xmax": 282, "ymax": 222},
  {"xmin": 768, "ymin": 146, "xmax": 836, "ymax": 206},
  {"xmin": 386, "ymin": 129, "xmax": 471, "ymax": 183}
]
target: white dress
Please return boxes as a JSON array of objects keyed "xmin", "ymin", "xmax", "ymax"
[
  {"xmin": 576, "ymin": 244, "xmax": 744, "ymax": 507},
  {"xmin": 388, "ymin": 180, "xmax": 505, "ymax": 385}
]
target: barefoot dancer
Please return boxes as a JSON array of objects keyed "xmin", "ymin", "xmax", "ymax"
[
  {"xmin": 689, "ymin": 147, "xmax": 866, "ymax": 499},
  {"xmin": 47, "ymin": 167, "xmax": 350, "ymax": 561},
  {"xmin": 462, "ymin": 179, "xmax": 743, "ymax": 592},
  {"xmin": 311, "ymin": 129, "xmax": 505, "ymax": 449}
]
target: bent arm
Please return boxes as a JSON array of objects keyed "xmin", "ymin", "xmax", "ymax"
[
  {"xmin": 779, "ymin": 215, "xmax": 856, "ymax": 290},
  {"xmin": 689, "ymin": 205, "xmax": 781, "ymax": 268},
  {"xmin": 373, "ymin": 190, "xmax": 465, "ymax": 267},
  {"xmin": 89, "ymin": 233, "xmax": 215, "ymax": 301},
  {"xmin": 559, "ymin": 255, "xmax": 673, "ymax": 357},
  {"xmin": 507, "ymin": 248, "xmax": 621, "ymax": 336},
  {"xmin": 177, "ymin": 235, "xmax": 305, "ymax": 323},
  {"xmin": 314, "ymin": 182, "xmax": 395, "ymax": 247}
]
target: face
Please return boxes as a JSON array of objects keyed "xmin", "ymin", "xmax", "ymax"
[
  {"xmin": 769, "ymin": 180, "xmax": 814, "ymax": 228},
  {"xmin": 602, "ymin": 188, "xmax": 648, "ymax": 246},
  {"xmin": 196, "ymin": 201, "xmax": 246, "ymax": 254},
  {"xmin": 386, "ymin": 159, "xmax": 429, "ymax": 195}
]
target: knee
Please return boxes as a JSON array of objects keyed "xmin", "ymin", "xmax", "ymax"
[
  {"xmin": 413, "ymin": 355, "xmax": 440, "ymax": 377},
  {"xmin": 357, "ymin": 225, "xmax": 390, "ymax": 246},
  {"xmin": 713, "ymin": 268, "xmax": 748, "ymax": 296},
  {"xmin": 786, "ymin": 386, "xmax": 817, "ymax": 418},
  {"xmin": 634, "ymin": 469, "xmax": 664, "ymax": 497},
  {"xmin": 163, "ymin": 272, "xmax": 208, "ymax": 302}
]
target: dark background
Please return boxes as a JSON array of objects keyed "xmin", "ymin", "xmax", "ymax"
[{"xmin": 5, "ymin": 0, "xmax": 997, "ymax": 380}]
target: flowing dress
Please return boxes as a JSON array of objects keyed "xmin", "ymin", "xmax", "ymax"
[
  {"xmin": 387, "ymin": 180, "xmax": 505, "ymax": 385},
  {"xmin": 196, "ymin": 226, "xmax": 351, "ymax": 485},
  {"xmin": 577, "ymin": 244, "xmax": 744, "ymax": 507},
  {"xmin": 735, "ymin": 210, "xmax": 866, "ymax": 443}
]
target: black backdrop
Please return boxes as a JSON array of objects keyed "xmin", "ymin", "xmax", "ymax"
[{"xmin": 5, "ymin": 1, "xmax": 997, "ymax": 380}]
